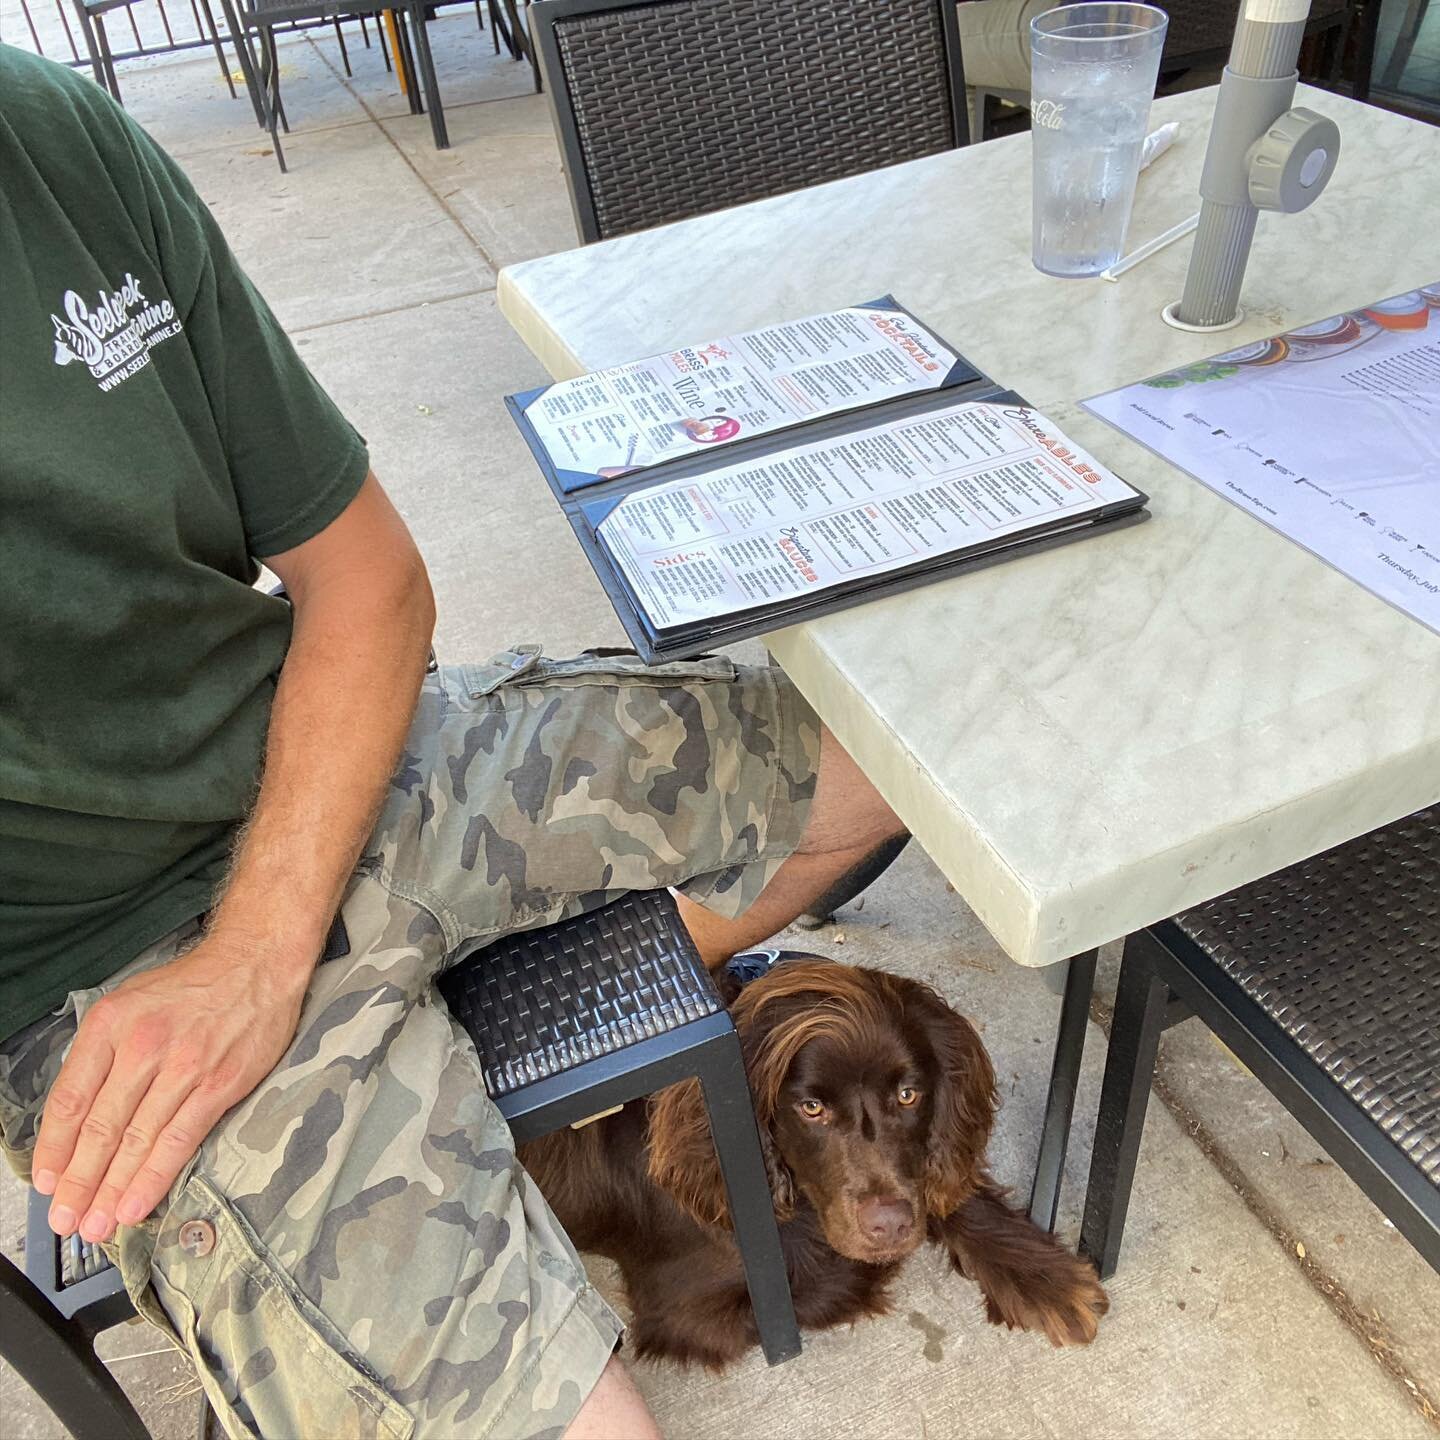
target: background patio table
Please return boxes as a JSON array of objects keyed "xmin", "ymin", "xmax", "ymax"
[{"xmin": 495, "ymin": 84, "xmax": 1440, "ymax": 972}]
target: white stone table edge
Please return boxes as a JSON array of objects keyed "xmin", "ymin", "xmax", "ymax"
[
  {"xmin": 492, "ymin": 278, "xmax": 1440, "ymax": 968},
  {"xmin": 776, "ymin": 608, "xmax": 1440, "ymax": 964}
]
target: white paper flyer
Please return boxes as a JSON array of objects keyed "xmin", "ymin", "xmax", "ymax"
[{"xmin": 1084, "ymin": 285, "xmax": 1440, "ymax": 634}]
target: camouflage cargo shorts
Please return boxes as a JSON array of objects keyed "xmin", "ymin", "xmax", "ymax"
[{"xmin": 0, "ymin": 648, "xmax": 821, "ymax": 1439}]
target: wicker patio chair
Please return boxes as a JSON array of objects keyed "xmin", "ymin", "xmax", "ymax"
[
  {"xmin": 531, "ymin": 0, "xmax": 970, "ymax": 243},
  {"xmin": 1081, "ymin": 805, "xmax": 1440, "ymax": 1278}
]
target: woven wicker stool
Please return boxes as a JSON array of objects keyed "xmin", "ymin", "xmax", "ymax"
[
  {"xmin": 439, "ymin": 886, "xmax": 800, "ymax": 1365},
  {"xmin": 1079, "ymin": 806, "xmax": 1440, "ymax": 1278},
  {"xmin": 5, "ymin": 888, "xmax": 798, "ymax": 1437}
]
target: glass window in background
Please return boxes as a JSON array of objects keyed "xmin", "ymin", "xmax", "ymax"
[{"xmin": 1372, "ymin": 0, "xmax": 1440, "ymax": 118}]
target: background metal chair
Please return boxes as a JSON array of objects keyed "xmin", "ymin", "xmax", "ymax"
[
  {"xmin": 486, "ymin": 0, "xmax": 538, "ymax": 79},
  {"xmin": 238, "ymin": 0, "xmax": 449, "ymax": 170},
  {"xmin": 3, "ymin": 888, "xmax": 799, "ymax": 1436},
  {"xmin": 69, "ymin": 0, "xmax": 253, "ymax": 110},
  {"xmin": 65, "ymin": 0, "xmax": 410, "ymax": 136},
  {"xmin": 531, "ymin": 0, "xmax": 970, "ymax": 243},
  {"xmin": 1080, "ymin": 806, "xmax": 1439, "ymax": 1279}
]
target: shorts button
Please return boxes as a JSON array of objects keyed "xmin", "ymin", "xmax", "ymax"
[{"xmin": 178, "ymin": 1219, "xmax": 216, "ymax": 1258}]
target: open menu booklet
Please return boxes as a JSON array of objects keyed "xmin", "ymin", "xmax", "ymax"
[{"xmin": 507, "ymin": 299, "xmax": 1148, "ymax": 662}]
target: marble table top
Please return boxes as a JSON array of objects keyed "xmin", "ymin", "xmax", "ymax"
[{"xmin": 497, "ymin": 85, "xmax": 1440, "ymax": 968}]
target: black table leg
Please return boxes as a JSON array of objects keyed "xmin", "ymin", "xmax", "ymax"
[
  {"xmin": 94, "ymin": 15, "xmax": 123, "ymax": 103},
  {"xmin": 1079, "ymin": 933, "xmax": 1171, "ymax": 1278},
  {"xmin": 255, "ymin": 26, "xmax": 288, "ymax": 171},
  {"xmin": 196, "ymin": 0, "xmax": 237, "ymax": 98},
  {"xmin": 408, "ymin": 2, "xmax": 449, "ymax": 148},
  {"xmin": 1352, "ymin": 0, "xmax": 1382, "ymax": 102},
  {"xmin": 395, "ymin": 10, "xmax": 422, "ymax": 115},
  {"xmin": 1027, "ymin": 949, "xmax": 1098, "ymax": 1231},
  {"xmin": 218, "ymin": 0, "xmax": 266, "ymax": 126}
]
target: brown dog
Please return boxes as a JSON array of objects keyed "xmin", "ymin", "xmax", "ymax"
[{"xmin": 519, "ymin": 957, "xmax": 1107, "ymax": 1368}]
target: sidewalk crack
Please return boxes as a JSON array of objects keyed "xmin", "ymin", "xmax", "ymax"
[
  {"xmin": 304, "ymin": 34, "xmax": 502, "ymax": 275},
  {"xmin": 288, "ymin": 285, "xmax": 495, "ymax": 335},
  {"xmin": 1086, "ymin": 990, "xmax": 1440, "ymax": 1431}
]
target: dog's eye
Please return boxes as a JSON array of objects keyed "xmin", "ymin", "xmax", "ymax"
[
  {"xmin": 799, "ymin": 1099, "xmax": 825, "ymax": 1119},
  {"xmin": 897, "ymin": 1086, "xmax": 919, "ymax": 1107}
]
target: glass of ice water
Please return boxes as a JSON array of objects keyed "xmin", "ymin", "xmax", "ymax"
[{"xmin": 1030, "ymin": 3, "xmax": 1169, "ymax": 278}]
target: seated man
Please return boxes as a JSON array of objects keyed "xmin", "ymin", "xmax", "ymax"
[{"xmin": 0, "ymin": 44, "xmax": 905, "ymax": 1440}]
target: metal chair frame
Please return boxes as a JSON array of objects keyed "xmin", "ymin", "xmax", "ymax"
[
  {"xmin": 531, "ymin": 0, "xmax": 969, "ymax": 244},
  {"xmin": 1028, "ymin": 816, "xmax": 1440, "ymax": 1253},
  {"xmin": 239, "ymin": 0, "xmax": 449, "ymax": 171},
  {"xmin": 1079, "ymin": 921, "xmax": 1440, "ymax": 1278},
  {"xmin": 1, "ymin": 1244, "xmax": 150, "ymax": 1440},
  {"xmin": 66, "ymin": 0, "xmax": 415, "ymax": 137},
  {"xmin": 71, "ymin": 0, "xmax": 248, "ymax": 108},
  {"xmin": 486, "ymin": 0, "xmax": 538, "ymax": 82}
]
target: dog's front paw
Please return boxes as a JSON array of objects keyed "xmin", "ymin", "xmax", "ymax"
[{"xmin": 982, "ymin": 1250, "xmax": 1109, "ymax": 1347}]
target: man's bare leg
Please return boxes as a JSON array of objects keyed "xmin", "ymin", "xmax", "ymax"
[
  {"xmin": 564, "ymin": 1355, "xmax": 662, "ymax": 1440},
  {"xmin": 677, "ymin": 725, "xmax": 906, "ymax": 970}
]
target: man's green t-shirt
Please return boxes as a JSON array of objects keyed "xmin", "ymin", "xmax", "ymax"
[{"xmin": 0, "ymin": 46, "xmax": 370, "ymax": 1041}]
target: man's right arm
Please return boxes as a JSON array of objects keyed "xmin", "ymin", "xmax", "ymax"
[{"xmin": 33, "ymin": 473, "xmax": 435, "ymax": 1244}]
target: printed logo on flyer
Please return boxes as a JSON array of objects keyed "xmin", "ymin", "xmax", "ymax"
[
  {"xmin": 50, "ymin": 271, "xmax": 184, "ymax": 393},
  {"xmin": 864, "ymin": 312, "xmax": 944, "ymax": 374}
]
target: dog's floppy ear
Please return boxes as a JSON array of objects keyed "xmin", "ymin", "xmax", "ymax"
[
  {"xmin": 646, "ymin": 1078, "xmax": 731, "ymax": 1228},
  {"xmin": 647, "ymin": 1078, "xmax": 795, "ymax": 1229},
  {"xmin": 911, "ymin": 985, "xmax": 998, "ymax": 1216},
  {"xmin": 647, "ymin": 992, "xmax": 797, "ymax": 1228}
]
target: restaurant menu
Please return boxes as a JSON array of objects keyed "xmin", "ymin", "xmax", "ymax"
[
  {"xmin": 1084, "ymin": 285, "xmax": 1440, "ymax": 635},
  {"xmin": 517, "ymin": 298, "xmax": 972, "ymax": 489},
  {"xmin": 596, "ymin": 400, "xmax": 1142, "ymax": 631}
]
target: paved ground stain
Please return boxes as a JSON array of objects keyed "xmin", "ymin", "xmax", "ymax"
[{"xmin": 906, "ymin": 1311, "xmax": 948, "ymax": 1364}]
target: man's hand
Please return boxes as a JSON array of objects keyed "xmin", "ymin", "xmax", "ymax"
[{"xmin": 32, "ymin": 936, "xmax": 312, "ymax": 1243}]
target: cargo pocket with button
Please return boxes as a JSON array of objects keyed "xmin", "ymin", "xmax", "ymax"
[{"xmin": 148, "ymin": 1174, "xmax": 414, "ymax": 1440}]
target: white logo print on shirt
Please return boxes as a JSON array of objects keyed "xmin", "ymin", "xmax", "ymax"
[{"xmin": 50, "ymin": 272, "xmax": 183, "ymax": 392}]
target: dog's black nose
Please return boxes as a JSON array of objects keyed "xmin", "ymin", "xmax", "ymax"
[{"xmin": 857, "ymin": 1196, "xmax": 914, "ymax": 1245}]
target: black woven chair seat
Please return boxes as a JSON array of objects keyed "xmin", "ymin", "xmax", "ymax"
[
  {"xmin": 438, "ymin": 888, "xmax": 722, "ymax": 1097},
  {"xmin": 1173, "ymin": 806, "xmax": 1439, "ymax": 1188}
]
